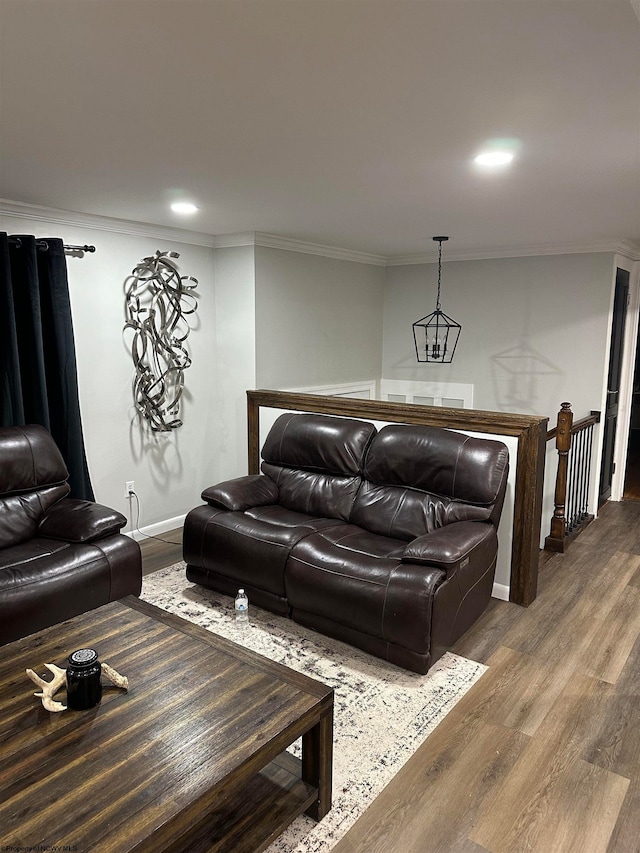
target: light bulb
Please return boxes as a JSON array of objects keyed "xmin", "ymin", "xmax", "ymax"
[
  {"xmin": 473, "ymin": 151, "xmax": 514, "ymax": 167},
  {"xmin": 170, "ymin": 202, "xmax": 199, "ymax": 214}
]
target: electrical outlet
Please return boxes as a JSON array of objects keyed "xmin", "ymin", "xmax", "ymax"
[{"xmin": 125, "ymin": 481, "xmax": 135, "ymax": 498}]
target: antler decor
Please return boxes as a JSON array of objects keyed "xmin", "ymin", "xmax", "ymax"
[
  {"xmin": 26, "ymin": 662, "xmax": 128, "ymax": 713},
  {"xmin": 26, "ymin": 664, "xmax": 68, "ymax": 713}
]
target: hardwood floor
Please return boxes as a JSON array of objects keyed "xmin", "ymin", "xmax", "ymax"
[
  {"xmin": 139, "ymin": 526, "xmax": 183, "ymax": 575},
  {"xmin": 141, "ymin": 503, "xmax": 640, "ymax": 852}
]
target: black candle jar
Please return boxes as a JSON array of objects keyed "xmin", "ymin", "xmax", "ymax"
[{"xmin": 66, "ymin": 648, "xmax": 102, "ymax": 711}]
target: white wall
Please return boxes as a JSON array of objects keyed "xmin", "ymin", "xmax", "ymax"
[
  {"xmin": 212, "ymin": 245, "xmax": 257, "ymax": 481},
  {"xmin": 0, "ymin": 218, "xmax": 384, "ymax": 536},
  {"xmin": 384, "ymin": 252, "xmax": 616, "ymax": 556},
  {"xmin": 1, "ymin": 212, "xmax": 225, "ymax": 533},
  {"xmin": 255, "ymin": 246, "xmax": 385, "ymax": 388},
  {"xmin": 383, "ymin": 253, "xmax": 614, "ymax": 422}
]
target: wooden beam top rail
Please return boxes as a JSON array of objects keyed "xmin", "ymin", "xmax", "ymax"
[
  {"xmin": 247, "ymin": 389, "xmax": 548, "ymax": 607},
  {"xmin": 248, "ymin": 390, "xmax": 546, "ymax": 436},
  {"xmin": 572, "ymin": 411, "xmax": 601, "ymax": 432},
  {"xmin": 547, "ymin": 409, "xmax": 601, "ymax": 442}
]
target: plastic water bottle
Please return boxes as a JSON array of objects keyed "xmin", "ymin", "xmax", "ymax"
[{"xmin": 234, "ymin": 588, "xmax": 249, "ymax": 625}]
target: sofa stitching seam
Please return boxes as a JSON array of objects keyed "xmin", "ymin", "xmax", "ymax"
[
  {"xmin": 202, "ymin": 516, "xmax": 290, "ymax": 548},
  {"xmin": 448, "ymin": 559, "xmax": 495, "ymax": 638},
  {"xmin": 324, "ymin": 532, "xmax": 403, "ymax": 559},
  {"xmin": 380, "ymin": 564, "xmax": 399, "ymax": 640},
  {"xmin": 289, "ymin": 556, "xmax": 387, "ymax": 585}
]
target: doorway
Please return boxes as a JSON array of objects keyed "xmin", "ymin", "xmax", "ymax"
[
  {"xmin": 599, "ymin": 268, "xmax": 629, "ymax": 505},
  {"xmin": 623, "ymin": 310, "xmax": 640, "ymax": 501}
]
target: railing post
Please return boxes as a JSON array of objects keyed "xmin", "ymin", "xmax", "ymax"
[
  {"xmin": 247, "ymin": 391, "xmax": 260, "ymax": 474},
  {"xmin": 545, "ymin": 402, "xmax": 573, "ymax": 552}
]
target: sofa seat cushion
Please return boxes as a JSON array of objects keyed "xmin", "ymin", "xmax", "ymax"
[
  {"xmin": 0, "ymin": 534, "xmax": 142, "ymax": 644},
  {"xmin": 244, "ymin": 504, "xmax": 342, "ymax": 531},
  {"xmin": 0, "ymin": 537, "xmax": 72, "ymax": 570},
  {"xmin": 0, "ymin": 536, "xmax": 140, "ymax": 596},
  {"xmin": 183, "ymin": 504, "xmax": 340, "ymax": 597},
  {"xmin": 0, "ymin": 538, "xmax": 109, "ymax": 585},
  {"xmin": 285, "ymin": 525, "xmax": 445, "ymax": 654}
]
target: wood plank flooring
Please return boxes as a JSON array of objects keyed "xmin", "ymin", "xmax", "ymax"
[
  {"xmin": 141, "ymin": 501, "xmax": 640, "ymax": 853},
  {"xmin": 139, "ymin": 527, "xmax": 183, "ymax": 575}
]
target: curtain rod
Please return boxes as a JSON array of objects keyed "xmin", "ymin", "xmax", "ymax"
[{"xmin": 7, "ymin": 236, "xmax": 96, "ymax": 253}]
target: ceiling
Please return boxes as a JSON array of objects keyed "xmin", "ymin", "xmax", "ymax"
[{"xmin": 1, "ymin": 0, "xmax": 639, "ymax": 259}]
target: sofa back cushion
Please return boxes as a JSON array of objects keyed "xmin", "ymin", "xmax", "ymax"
[
  {"xmin": 0, "ymin": 425, "xmax": 70, "ymax": 549},
  {"xmin": 351, "ymin": 424, "xmax": 509, "ymax": 540},
  {"xmin": 261, "ymin": 413, "xmax": 376, "ymax": 521}
]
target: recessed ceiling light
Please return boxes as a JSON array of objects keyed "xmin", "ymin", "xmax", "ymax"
[
  {"xmin": 170, "ymin": 202, "xmax": 199, "ymax": 214},
  {"xmin": 474, "ymin": 151, "xmax": 515, "ymax": 167}
]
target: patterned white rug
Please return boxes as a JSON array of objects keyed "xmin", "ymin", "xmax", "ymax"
[{"xmin": 141, "ymin": 563, "xmax": 487, "ymax": 853}]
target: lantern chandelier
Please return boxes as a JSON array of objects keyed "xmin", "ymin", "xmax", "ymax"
[{"xmin": 412, "ymin": 236, "xmax": 461, "ymax": 363}]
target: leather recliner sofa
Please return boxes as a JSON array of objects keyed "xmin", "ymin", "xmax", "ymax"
[
  {"xmin": 0, "ymin": 424, "xmax": 142, "ymax": 645},
  {"xmin": 184, "ymin": 413, "xmax": 509, "ymax": 674}
]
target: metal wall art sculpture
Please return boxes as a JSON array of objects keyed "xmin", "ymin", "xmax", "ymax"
[{"xmin": 124, "ymin": 250, "xmax": 198, "ymax": 431}]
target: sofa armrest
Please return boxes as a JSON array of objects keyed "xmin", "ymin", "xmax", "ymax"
[
  {"xmin": 39, "ymin": 499, "xmax": 127, "ymax": 543},
  {"xmin": 401, "ymin": 522, "xmax": 496, "ymax": 576},
  {"xmin": 201, "ymin": 475, "xmax": 279, "ymax": 512}
]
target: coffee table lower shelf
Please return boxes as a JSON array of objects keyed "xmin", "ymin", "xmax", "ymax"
[{"xmin": 169, "ymin": 752, "xmax": 315, "ymax": 853}]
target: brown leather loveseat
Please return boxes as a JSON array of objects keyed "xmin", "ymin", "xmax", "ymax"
[
  {"xmin": 184, "ymin": 413, "xmax": 509, "ymax": 674},
  {"xmin": 0, "ymin": 424, "xmax": 142, "ymax": 645}
]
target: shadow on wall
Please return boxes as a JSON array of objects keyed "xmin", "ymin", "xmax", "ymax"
[
  {"xmin": 128, "ymin": 412, "xmax": 186, "ymax": 491},
  {"xmin": 390, "ymin": 347, "xmax": 457, "ymax": 381},
  {"xmin": 491, "ymin": 341, "xmax": 562, "ymax": 414}
]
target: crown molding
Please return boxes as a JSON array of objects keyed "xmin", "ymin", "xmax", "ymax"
[
  {"xmin": 213, "ymin": 231, "xmax": 387, "ymax": 265},
  {"xmin": 616, "ymin": 239, "xmax": 640, "ymax": 261},
  {"xmin": 0, "ymin": 199, "xmax": 218, "ymax": 247},
  {"xmin": 211, "ymin": 232, "xmax": 257, "ymax": 249},
  {"xmin": 385, "ymin": 239, "xmax": 639, "ymax": 265},
  {"xmin": 0, "ymin": 204, "xmax": 386, "ymax": 264},
  {"xmin": 2, "ymin": 199, "xmax": 637, "ymax": 264},
  {"xmin": 253, "ymin": 232, "xmax": 387, "ymax": 266}
]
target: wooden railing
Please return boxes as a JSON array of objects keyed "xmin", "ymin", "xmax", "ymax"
[
  {"xmin": 247, "ymin": 390, "xmax": 548, "ymax": 607},
  {"xmin": 545, "ymin": 402, "xmax": 601, "ymax": 553}
]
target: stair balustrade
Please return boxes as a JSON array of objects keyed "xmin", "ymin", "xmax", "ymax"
[{"xmin": 545, "ymin": 402, "xmax": 601, "ymax": 552}]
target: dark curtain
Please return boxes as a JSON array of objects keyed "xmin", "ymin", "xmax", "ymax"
[{"xmin": 0, "ymin": 233, "xmax": 94, "ymax": 500}]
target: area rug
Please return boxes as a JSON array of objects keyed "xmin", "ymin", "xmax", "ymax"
[{"xmin": 141, "ymin": 563, "xmax": 487, "ymax": 853}]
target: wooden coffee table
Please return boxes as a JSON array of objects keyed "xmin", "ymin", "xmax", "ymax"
[{"xmin": 0, "ymin": 597, "xmax": 333, "ymax": 852}]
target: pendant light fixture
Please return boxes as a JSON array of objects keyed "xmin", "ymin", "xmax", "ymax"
[{"xmin": 412, "ymin": 236, "xmax": 461, "ymax": 363}]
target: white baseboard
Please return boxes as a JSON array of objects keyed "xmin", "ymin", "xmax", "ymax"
[
  {"xmin": 125, "ymin": 514, "xmax": 185, "ymax": 543},
  {"xmin": 492, "ymin": 582, "xmax": 510, "ymax": 601}
]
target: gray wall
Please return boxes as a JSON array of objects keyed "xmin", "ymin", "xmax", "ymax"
[
  {"xmin": 383, "ymin": 252, "xmax": 617, "ymax": 566},
  {"xmin": 213, "ymin": 245, "xmax": 257, "ymax": 480},
  {"xmin": 255, "ymin": 246, "xmax": 385, "ymax": 389},
  {"xmin": 383, "ymin": 252, "xmax": 614, "ymax": 422},
  {"xmin": 1, "ymin": 212, "xmax": 224, "ymax": 531}
]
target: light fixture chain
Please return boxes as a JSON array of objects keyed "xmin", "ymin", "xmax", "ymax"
[
  {"xmin": 436, "ymin": 239, "xmax": 442, "ymax": 310},
  {"xmin": 412, "ymin": 234, "xmax": 459, "ymax": 364}
]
